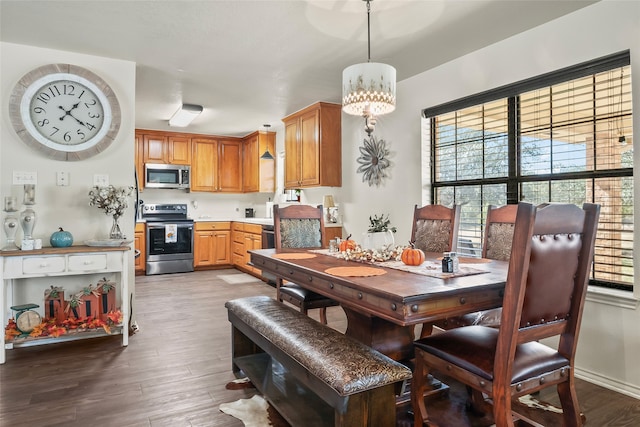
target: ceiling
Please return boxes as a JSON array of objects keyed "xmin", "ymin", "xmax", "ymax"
[{"xmin": 1, "ymin": 0, "xmax": 598, "ymax": 138}]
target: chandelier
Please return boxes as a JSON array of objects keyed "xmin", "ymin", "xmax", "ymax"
[{"xmin": 342, "ymin": 0, "xmax": 396, "ymax": 119}]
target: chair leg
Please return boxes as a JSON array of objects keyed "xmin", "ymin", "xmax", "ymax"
[
  {"xmin": 319, "ymin": 307, "xmax": 328, "ymax": 325},
  {"xmin": 412, "ymin": 350, "xmax": 436, "ymax": 426},
  {"xmin": 557, "ymin": 380, "xmax": 583, "ymax": 426},
  {"xmin": 492, "ymin": 387, "xmax": 516, "ymax": 427}
]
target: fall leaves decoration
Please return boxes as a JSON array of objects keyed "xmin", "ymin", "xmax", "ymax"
[{"xmin": 4, "ymin": 277, "xmax": 123, "ymax": 342}]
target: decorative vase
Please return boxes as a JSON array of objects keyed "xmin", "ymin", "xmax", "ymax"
[
  {"xmin": 20, "ymin": 207, "xmax": 36, "ymax": 240},
  {"xmin": 361, "ymin": 230, "xmax": 395, "ymax": 251},
  {"xmin": 3, "ymin": 214, "xmax": 19, "ymax": 249},
  {"xmin": 109, "ymin": 215, "xmax": 124, "ymax": 240}
]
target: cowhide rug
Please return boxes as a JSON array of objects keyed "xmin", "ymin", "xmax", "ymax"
[{"xmin": 220, "ymin": 379, "xmax": 290, "ymax": 427}]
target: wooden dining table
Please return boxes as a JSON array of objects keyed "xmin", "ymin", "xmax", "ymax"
[{"xmin": 250, "ymin": 248, "xmax": 508, "ymax": 362}]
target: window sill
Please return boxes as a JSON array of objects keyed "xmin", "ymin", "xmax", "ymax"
[{"xmin": 586, "ymin": 286, "xmax": 639, "ymax": 310}]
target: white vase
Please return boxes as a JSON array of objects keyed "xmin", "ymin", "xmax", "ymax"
[{"xmin": 361, "ymin": 230, "xmax": 395, "ymax": 251}]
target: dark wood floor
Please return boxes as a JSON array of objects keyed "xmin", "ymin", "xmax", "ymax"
[{"xmin": 1, "ymin": 269, "xmax": 638, "ymax": 426}]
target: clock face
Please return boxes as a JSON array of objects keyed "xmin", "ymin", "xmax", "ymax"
[
  {"xmin": 16, "ymin": 310, "xmax": 42, "ymax": 333},
  {"xmin": 26, "ymin": 76, "xmax": 107, "ymax": 146},
  {"xmin": 10, "ymin": 64, "xmax": 121, "ymax": 161}
]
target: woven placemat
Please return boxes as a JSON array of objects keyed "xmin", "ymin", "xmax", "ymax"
[
  {"xmin": 272, "ymin": 253, "xmax": 317, "ymax": 260},
  {"xmin": 324, "ymin": 266, "xmax": 387, "ymax": 277}
]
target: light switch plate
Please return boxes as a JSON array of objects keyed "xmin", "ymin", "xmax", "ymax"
[
  {"xmin": 56, "ymin": 171, "xmax": 70, "ymax": 186},
  {"xmin": 13, "ymin": 171, "xmax": 37, "ymax": 185}
]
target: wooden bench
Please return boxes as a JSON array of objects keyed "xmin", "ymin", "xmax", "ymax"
[{"xmin": 225, "ymin": 296, "xmax": 412, "ymax": 427}]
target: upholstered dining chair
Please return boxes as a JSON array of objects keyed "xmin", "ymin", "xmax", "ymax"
[
  {"xmin": 410, "ymin": 204, "xmax": 461, "ymax": 254},
  {"xmin": 273, "ymin": 204, "xmax": 339, "ymax": 325},
  {"xmin": 411, "ymin": 202, "xmax": 600, "ymax": 427},
  {"xmin": 411, "ymin": 204, "xmax": 461, "ymax": 338},
  {"xmin": 435, "ymin": 203, "xmax": 519, "ymax": 330}
]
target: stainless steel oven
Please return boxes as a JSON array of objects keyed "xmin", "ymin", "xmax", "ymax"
[{"xmin": 142, "ymin": 203, "xmax": 194, "ymax": 275}]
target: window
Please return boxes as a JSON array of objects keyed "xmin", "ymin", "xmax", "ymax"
[{"xmin": 424, "ymin": 52, "xmax": 633, "ymax": 290}]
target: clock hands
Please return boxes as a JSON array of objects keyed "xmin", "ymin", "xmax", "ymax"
[{"xmin": 58, "ymin": 103, "xmax": 90, "ymax": 129}]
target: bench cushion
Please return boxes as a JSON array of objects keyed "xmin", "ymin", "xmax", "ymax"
[{"xmin": 225, "ymin": 296, "xmax": 412, "ymax": 396}]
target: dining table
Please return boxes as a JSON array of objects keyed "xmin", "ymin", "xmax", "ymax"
[{"xmin": 249, "ymin": 248, "xmax": 508, "ymax": 363}]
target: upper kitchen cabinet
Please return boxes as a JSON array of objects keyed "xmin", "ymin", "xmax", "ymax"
[
  {"xmin": 141, "ymin": 131, "xmax": 191, "ymax": 165},
  {"xmin": 191, "ymin": 137, "xmax": 243, "ymax": 193},
  {"xmin": 242, "ymin": 130, "xmax": 275, "ymax": 193},
  {"xmin": 282, "ymin": 102, "xmax": 341, "ymax": 188}
]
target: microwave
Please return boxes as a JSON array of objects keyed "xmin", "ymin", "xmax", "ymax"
[{"xmin": 145, "ymin": 163, "xmax": 190, "ymax": 190}]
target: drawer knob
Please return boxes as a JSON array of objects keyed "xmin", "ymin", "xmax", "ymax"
[
  {"xmin": 84, "ymin": 260, "xmax": 93, "ymax": 265},
  {"xmin": 39, "ymin": 263, "xmax": 49, "ymax": 267}
]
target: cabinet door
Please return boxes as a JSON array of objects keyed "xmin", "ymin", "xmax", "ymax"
[
  {"xmin": 168, "ymin": 136, "xmax": 191, "ymax": 165},
  {"xmin": 134, "ymin": 227, "xmax": 146, "ymax": 274},
  {"xmin": 218, "ymin": 140, "xmax": 243, "ymax": 192},
  {"xmin": 194, "ymin": 231, "xmax": 214, "ymax": 266},
  {"xmin": 242, "ymin": 134, "xmax": 259, "ymax": 192},
  {"xmin": 284, "ymin": 119, "xmax": 301, "ymax": 188},
  {"xmin": 299, "ymin": 108, "xmax": 321, "ymax": 187},
  {"xmin": 213, "ymin": 231, "xmax": 231, "ymax": 265},
  {"xmin": 143, "ymin": 134, "xmax": 167, "ymax": 163},
  {"xmin": 191, "ymin": 138, "xmax": 218, "ymax": 192},
  {"xmin": 135, "ymin": 132, "xmax": 145, "ymax": 191}
]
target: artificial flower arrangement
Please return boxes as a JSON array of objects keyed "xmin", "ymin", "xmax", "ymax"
[{"xmin": 88, "ymin": 185, "xmax": 134, "ymax": 218}]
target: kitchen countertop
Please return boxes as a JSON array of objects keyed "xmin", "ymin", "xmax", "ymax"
[{"xmin": 137, "ymin": 217, "xmax": 341, "ymax": 227}]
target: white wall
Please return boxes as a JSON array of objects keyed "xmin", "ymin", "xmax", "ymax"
[
  {"xmin": 340, "ymin": 0, "xmax": 640, "ymax": 397},
  {"xmin": 1, "ymin": 42, "xmax": 137, "ymax": 315}
]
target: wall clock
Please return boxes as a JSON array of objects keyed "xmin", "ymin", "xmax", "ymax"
[{"xmin": 9, "ymin": 63, "xmax": 121, "ymax": 161}]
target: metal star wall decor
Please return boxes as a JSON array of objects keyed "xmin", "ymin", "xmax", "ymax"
[{"xmin": 356, "ymin": 135, "xmax": 391, "ymax": 187}]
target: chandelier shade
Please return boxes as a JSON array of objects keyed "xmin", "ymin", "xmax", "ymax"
[{"xmin": 342, "ymin": 62, "xmax": 396, "ymax": 117}]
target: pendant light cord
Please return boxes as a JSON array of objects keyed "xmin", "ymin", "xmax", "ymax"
[{"xmin": 366, "ymin": 0, "xmax": 371, "ymax": 63}]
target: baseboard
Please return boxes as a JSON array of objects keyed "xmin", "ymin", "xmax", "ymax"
[{"xmin": 575, "ymin": 367, "xmax": 640, "ymax": 399}]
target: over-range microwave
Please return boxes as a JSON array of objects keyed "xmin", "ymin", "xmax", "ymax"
[{"xmin": 145, "ymin": 163, "xmax": 190, "ymax": 190}]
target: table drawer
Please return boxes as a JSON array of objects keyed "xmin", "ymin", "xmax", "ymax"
[
  {"xmin": 232, "ymin": 241, "xmax": 245, "ymax": 256},
  {"xmin": 68, "ymin": 254, "xmax": 108, "ymax": 272},
  {"xmin": 21, "ymin": 256, "xmax": 66, "ymax": 275},
  {"xmin": 232, "ymin": 222, "xmax": 244, "ymax": 232}
]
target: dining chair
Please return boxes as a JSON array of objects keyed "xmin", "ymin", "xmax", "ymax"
[
  {"xmin": 410, "ymin": 204, "xmax": 461, "ymax": 254},
  {"xmin": 435, "ymin": 204, "xmax": 519, "ymax": 329},
  {"xmin": 411, "ymin": 202, "xmax": 600, "ymax": 427},
  {"xmin": 273, "ymin": 204, "xmax": 339, "ymax": 325},
  {"xmin": 411, "ymin": 204, "xmax": 461, "ymax": 338}
]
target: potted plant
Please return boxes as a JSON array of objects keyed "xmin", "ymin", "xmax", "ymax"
[{"xmin": 362, "ymin": 214, "xmax": 397, "ymax": 250}]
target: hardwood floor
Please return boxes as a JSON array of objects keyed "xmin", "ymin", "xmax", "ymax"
[{"xmin": 1, "ymin": 269, "xmax": 638, "ymax": 426}]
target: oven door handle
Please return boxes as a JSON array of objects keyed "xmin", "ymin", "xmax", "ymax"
[{"xmin": 147, "ymin": 223, "xmax": 193, "ymax": 230}]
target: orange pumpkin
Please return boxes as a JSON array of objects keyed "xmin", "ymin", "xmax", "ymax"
[
  {"xmin": 339, "ymin": 234, "xmax": 357, "ymax": 252},
  {"xmin": 401, "ymin": 242, "xmax": 425, "ymax": 266}
]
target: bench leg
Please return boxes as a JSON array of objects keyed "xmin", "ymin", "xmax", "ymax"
[
  {"xmin": 336, "ymin": 384, "xmax": 397, "ymax": 427},
  {"xmin": 231, "ymin": 325, "xmax": 262, "ymax": 375}
]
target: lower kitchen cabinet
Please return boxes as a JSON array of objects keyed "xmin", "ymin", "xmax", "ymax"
[
  {"xmin": 194, "ymin": 222, "xmax": 231, "ymax": 268},
  {"xmin": 134, "ymin": 222, "xmax": 146, "ymax": 275},
  {"xmin": 232, "ymin": 222, "xmax": 263, "ymax": 278}
]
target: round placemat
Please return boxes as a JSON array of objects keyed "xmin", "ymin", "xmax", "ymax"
[
  {"xmin": 272, "ymin": 253, "xmax": 317, "ymax": 260},
  {"xmin": 325, "ymin": 266, "xmax": 387, "ymax": 277}
]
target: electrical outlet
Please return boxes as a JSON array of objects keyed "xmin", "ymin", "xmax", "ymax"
[
  {"xmin": 94, "ymin": 174, "xmax": 109, "ymax": 186},
  {"xmin": 56, "ymin": 171, "xmax": 70, "ymax": 186}
]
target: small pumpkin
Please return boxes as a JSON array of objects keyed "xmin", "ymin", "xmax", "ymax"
[
  {"xmin": 401, "ymin": 241, "xmax": 425, "ymax": 266},
  {"xmin": 339, "ymin": 234, "xmax": 357, "ymax": 252},
  {"xmin": 50, "ymin": 227, "xmax": 74, "ymax": 248}
]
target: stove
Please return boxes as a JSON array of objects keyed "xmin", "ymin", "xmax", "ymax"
[{"xmin": 142, "ymin": 203, "xmax": 194, "ymax": 275}]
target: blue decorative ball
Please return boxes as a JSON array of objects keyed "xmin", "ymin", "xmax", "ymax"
[{"xmin": 50, "ymin": 227, "xmax": 73, "ymax": 247}]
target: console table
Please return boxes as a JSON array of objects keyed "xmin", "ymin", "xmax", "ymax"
[{"xmin": 0, "ymin": 245, "xmax": 130, "ymax": 364}]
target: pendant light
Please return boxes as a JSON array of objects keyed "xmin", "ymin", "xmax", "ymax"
[
  {"xmin": 342, "ymin": 0, "xmax": 396, "ymax": 119},
  {"xmin": 260, "ymin": 124, "xmax": 275, "ymax": 160}
]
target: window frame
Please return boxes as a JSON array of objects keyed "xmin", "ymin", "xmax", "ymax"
[{"xmin": 423, "ymin": 51, "xmax": 632, "ymax": 291}]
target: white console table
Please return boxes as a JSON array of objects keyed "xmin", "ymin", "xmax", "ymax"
[{"xmin": 0, "ymin": 245, "xmax": 130, "ymax": 364}]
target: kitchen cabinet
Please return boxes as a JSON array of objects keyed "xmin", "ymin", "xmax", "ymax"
[
  {"xmin": 282, "ymin": 102, "xmax": 341, "ymax": 188},
  {"xmin": 135, "ymin": 132, "xmax": 144, "ymax": 191},
  {"xmin": 191, "ymin": 138, "xmax": 243, "ymax": 193},
  {"xmin": 194, "ymin": 222, "xmax": 231, "ymax": 267},
  {"xmin": 231, "ymin": 222, "xmax": 263, "ymax": 278},
  {"xmin": 242, "ymin": 131, "xmax": 276, "ymax": 193},
  {"xmin": 134, "ymin": 222, "xmax": 145, "ymax": 275},
  {"xmin": 141, "ymin": 132, "xmax": 191, "ymax": 165},
  {"xmin": 0, "ymin": 246, "xmax": 130, "ymax": 364}
]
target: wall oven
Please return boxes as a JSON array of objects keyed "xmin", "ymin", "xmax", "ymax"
[{"xmin": 142, "ymin": 203, "xmax": 194, "ymax": 275}]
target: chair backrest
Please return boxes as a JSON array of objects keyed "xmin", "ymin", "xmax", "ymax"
[
  {"xmin": 496, "ymin": 202, "xmax": 600, "ymax": 377},
  {"xmin": 482, "ymin": 204, "xmax": 519, "ymax": 261},
  {"xmin": 273, "ymin": 204, "xmax": 325, "ymax": 249},
  {"xmin": 410, "ymin": 204, "xmax": 461, "ymax": 253}
]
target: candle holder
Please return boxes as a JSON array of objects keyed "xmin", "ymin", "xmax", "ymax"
[
  {"xmin": 20, "ymin": 207, "xmax": 37, "ymax": 241},
  {"xmin": 3, "ymin": 196, "xmax": 19, "ymax": 249}
]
